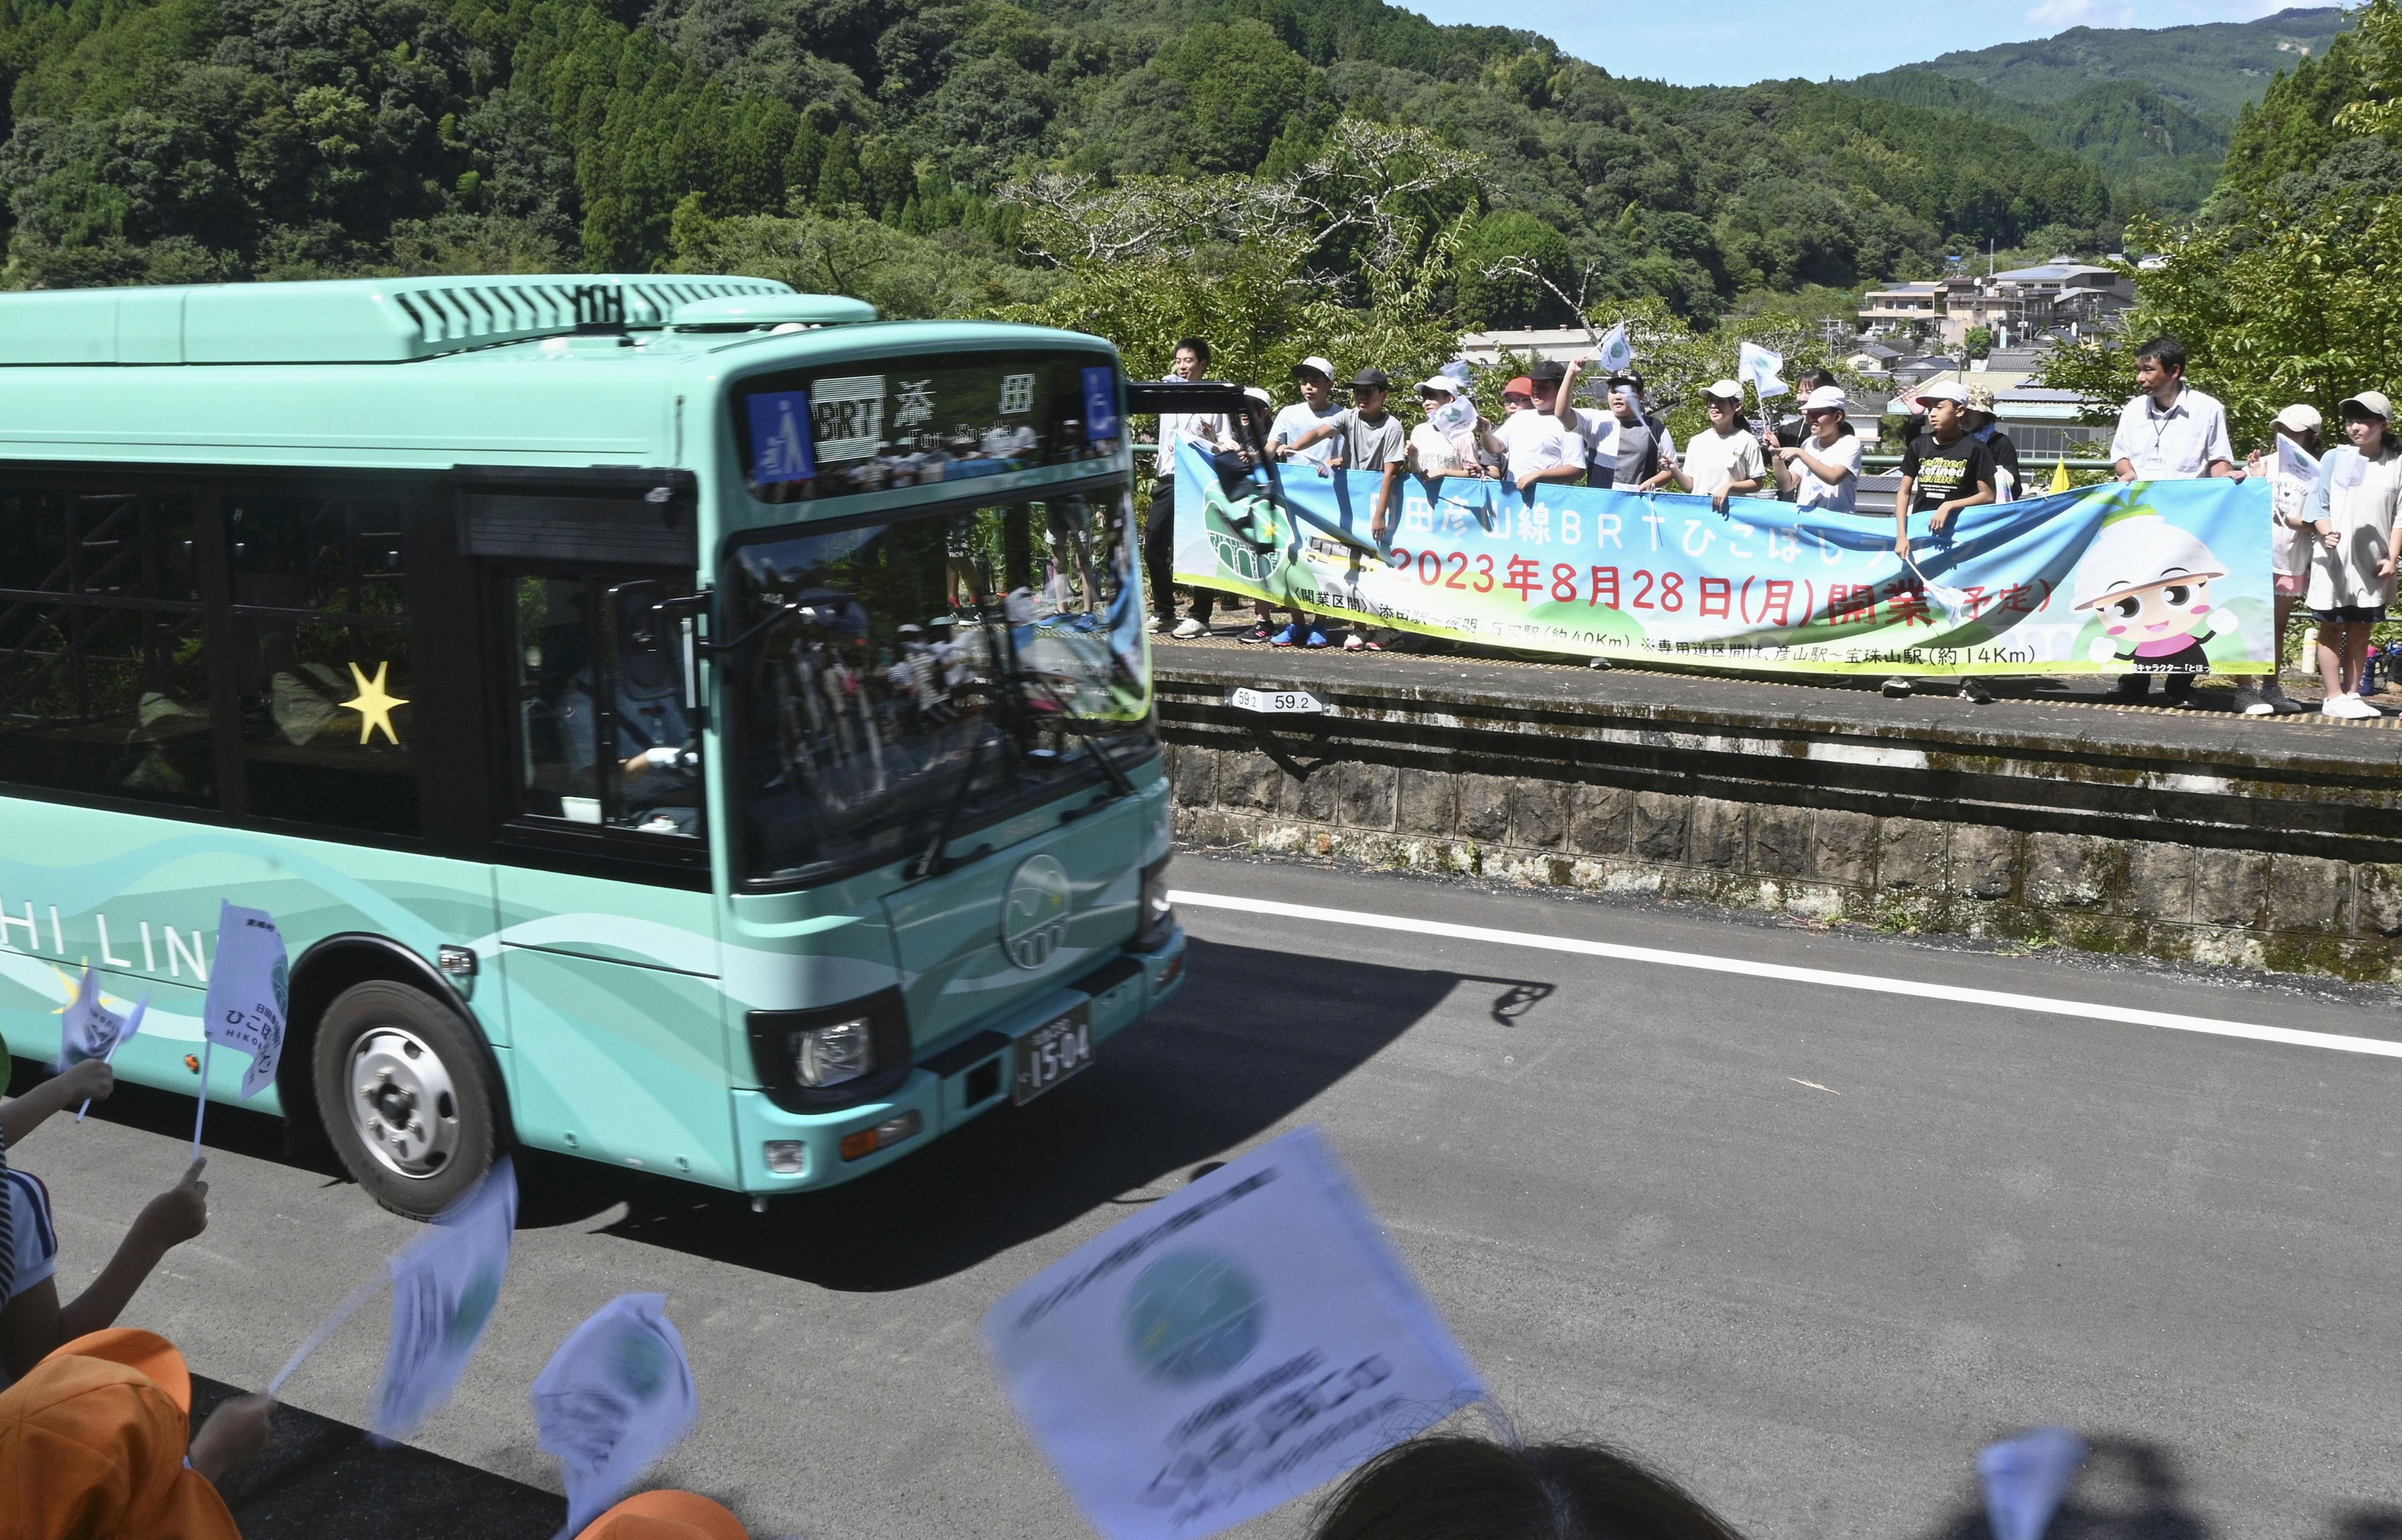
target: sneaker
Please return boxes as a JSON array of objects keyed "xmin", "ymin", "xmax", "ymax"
[
  {"xmin": 1881, "ymin": 677, "xmax": 1912, "ymax": 697},
  {"xmin": 2321, "ymin": 693, "xmax": 2378, "ymax": 719},
  {"xmin": 1343, "ymin": 633, "xmax": 1364, "ymax": 651},
  {"xmin": 1360, "ymin": 639, "xmax": 1386, "ymax": 651},
  {"xmin": 2111, "ymin": 674, "xmax": 2153, "ymax": 700},
  {"xmin": 2233, "ymin": 685, "xmax": 2274, "ymax": 717},
  {"xmin": 1241, "ymin": 621, "xmax": 1272, "ymax": 643},
  {"xmin": 1303, "ymin": 629, "xmax": 1329, "ymax": 649},
  {"xmin": 1171, "ymin": 617, "xmax": 1207, "ymax": 639},
  {"xmin": 1960, "ymin": 677, "xmax": 1995, "ymax": 704},
  {"xmin": 1146, "ymin": 614, "xmax": 1164, "ymax": 632},
  {"xmin": 2262, "ymin": 680, "xmax": 2302, "ymax": 714},
  {"xmin": 1270, "ymin": 624, "xmax": 1299, "ymax": 647},
  {"xmin": 1587, "ymin": 657, "xmax": 1613, "ymax": 671}
]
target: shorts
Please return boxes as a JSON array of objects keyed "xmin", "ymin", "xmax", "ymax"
[
  {"xmin": 2312, "ymin": 605, "xmax": 2389, "ymax": 624},
  {"xmin": 2274, "ymin": 573, "xmax": 2306, "ymax": 597},
  {"xmin": 4, "ymin": 1165, "xmax": 59, "ymax": 1302}
]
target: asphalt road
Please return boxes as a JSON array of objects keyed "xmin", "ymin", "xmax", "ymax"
[{"xmin": 15, "ymin": 854, "xmax": 2402, "ymax": 1540}]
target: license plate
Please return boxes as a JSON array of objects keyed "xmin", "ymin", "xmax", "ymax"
[
  {"xmin": 1013, "ymin": 1004, "xmax": 1094, "ymax": 1104},
  {"xmin": 1229, "ymin": 686, "xmax": 1324, "ymax": 714}
]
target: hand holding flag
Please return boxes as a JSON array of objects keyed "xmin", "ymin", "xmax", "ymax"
[
  {"xmin": 2275, "ymin": 432, "xmax": 2322, "ymax": 493},
  {"xmin": 58, "ymin": 966, "xmax": 145, "ymax": 1122}
]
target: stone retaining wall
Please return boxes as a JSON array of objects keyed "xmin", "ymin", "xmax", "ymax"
[{"xmin": 1158, "ymin": 720, "xmax": 2402, "ymax": 986}]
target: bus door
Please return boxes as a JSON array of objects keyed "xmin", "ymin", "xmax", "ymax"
[{"xmin": 464, "ymin": 472, "xmax": 734, "ymax": 1184}]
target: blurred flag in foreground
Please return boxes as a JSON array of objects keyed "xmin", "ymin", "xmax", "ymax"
[
  {"xmin": 370, "ymin": 1157, "xmax": 519, "ymax": 1441},
  {"xmin": 984, "ymin": 1125, "xmax": 1485, "ymax": 1540},
  {"xmin": 1738, "ymin": 341, "xmax": 1789, "ymax": 401},
  {"xmin": 535, "ymin": 1292, "xmax": 700, "ymax": 1538},
  {"xmin": 1979, "ymin": 1425, "xmax": 2087, "ymax": 1540}
]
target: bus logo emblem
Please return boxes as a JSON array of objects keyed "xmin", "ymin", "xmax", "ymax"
[{"xmin": 1002, "ymin": 855, "xmax": 1072, "ymax": 970}]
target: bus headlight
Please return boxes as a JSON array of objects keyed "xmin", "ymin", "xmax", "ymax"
[
  {"xmin": 791, "ymin": 1017, "xmax": 874, "ymax": 1087},
  {"xmin": 1136, "ymin": 855, "xmax": 1175, "ymax": 949}
]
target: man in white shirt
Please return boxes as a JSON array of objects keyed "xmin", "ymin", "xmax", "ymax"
[
  {"xmin": 2110, "ymin": 335, "xmax": 2236, "ymax": 483},
  {"xmin": 2106, "ymin": 334, "xmax": 2237, "ymax": 701},
  {"xmin": 1148, "ymin": 337, "xmax": 1235, "ymax": 637}
]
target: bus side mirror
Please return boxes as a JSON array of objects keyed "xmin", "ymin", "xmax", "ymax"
[{"xmin": 610, "ymin": 579, "xmax": 668, "ymax": 651}]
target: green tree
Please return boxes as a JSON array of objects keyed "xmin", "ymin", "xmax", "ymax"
[
  {"xmin": 814, "ymin": 125, "xmax": 864, "ymax": 211},
  {"xmin": 1154, "ymin": 19, "xmax": 1317, "ymax": 174},
  {"xmin": 1453, "ymin": 210, "xmax": 1577, "ymax": 327}
]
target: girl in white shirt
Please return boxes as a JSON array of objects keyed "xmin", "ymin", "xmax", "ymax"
[
  {"xmin": 1770, "ymin": 386, "xmax": 1863, "ymax": 513},
  {"xmin": 2303, "ymin": 392, "xmax": 2401, "ymax": 718}
]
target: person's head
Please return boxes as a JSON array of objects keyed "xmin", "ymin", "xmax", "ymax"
[
  {"xmin": 1964, "ymin": 384, "xmax": 1998, "ymax": 431},
  {"xmin": 1702, "ymin": 380, "xmax": 1746, "ymax": 432},
  {"xmin": 1795, "ymin": 366, "xmax": 1837, "ymax": 397},
  {"xmin": 1294, "ymin": 356, "xmax": 1336, "ymax": 408},
  {"xmin": 1352, "ymin": 367, "xmax": 1392, "ymax": 420},
  {"xmin": 1501, "ymin": 376, "xmax": 1536, "ymax": 414},
  {"xmin": 2134, "ymin": 335, "xmax": 2187, "ymax": 401},
  {"xmin": 1171, "ymin": 338, "xmax": 1211, "ymax": 380},
  {"xmin": 1608, "ymin": 373, "xmax": 1645, "ymax": 421},
  {"xmin": 1311, "ymin": 1435, "xmax": 1746, "ymax": 1540},
  {"xmin": 1529, "ymin": 360, "xmax": 1567, "ymax": 409},
  {"xmin": 1802, "ymin": 384, "xmax": 1848, "ymax": 444},
  {"xmin": 1417, "ymin": 377, "xmax": 1459, "ymax": 416},
  {"xmin": 1917, "ymin": 382, "xmax": 1969, "ymax": 438},
  {"xmin": 2341, "ymin": 391, "xmax": 2392, "ymax": 453},
  {"xmin": 2272, "ymin": 403, "xmax": 2322, "ymax": 450}
]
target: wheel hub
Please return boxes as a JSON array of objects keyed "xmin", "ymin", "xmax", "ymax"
[{"xmin": 347, "ymin": 1026, "xmax": 461, "ymax": 1180}]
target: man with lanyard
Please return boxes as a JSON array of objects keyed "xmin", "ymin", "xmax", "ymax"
[
  {"xmin": 2107, "ymin": 335, "xmax": 2236, "ymax": 702},
  {"xmin": 1146, "ymin": 337, "xmax": 1235, "ymax": 639}
]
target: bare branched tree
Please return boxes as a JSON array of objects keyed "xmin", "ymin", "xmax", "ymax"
[
  {"xmin": 1001, "ymin": 173, "xmax": 1232, "ymax": 267},
  {"xmin": 1473, "ymin": 255, "xmax": 1609, "ymax": 347}
]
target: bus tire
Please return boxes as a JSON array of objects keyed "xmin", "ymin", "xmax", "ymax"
[{"xmin": 314, "ymin": 980, "xmax": 499, "ymax": 1220}]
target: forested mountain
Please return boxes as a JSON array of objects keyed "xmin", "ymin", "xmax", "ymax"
[
  {"xmin": 1837, "ymin": 8, "xmax": 2351, "ymax": 217},
  {"xmin": 0, "ymin": 0, "xmax": 2118, "ymax": 318},
  {"xmin": 1838, "ymin": 70, "xmax": 2228, "ymax": 214},
  {"xmin": 1895, "ymin": 7, "xmax": 2351, "ymax": 122}
]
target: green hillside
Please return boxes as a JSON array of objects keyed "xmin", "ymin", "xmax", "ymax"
[
  {"xmin": 1839, "ymin": 68, "xmax": 2231, "ymax": 214},
  {"xmin": 1905, "ymin": 5, "xmax": 2351, "ymax": 120},
  {"xmin": 0, "ymin": 0, "xmax": 2117, "ymax": 312}
]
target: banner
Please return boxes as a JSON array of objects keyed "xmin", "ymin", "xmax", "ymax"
[
  {"xmin": 1173, "ymin": 439, "xmax": 2276, "ymax": 677},
  {"xmin": 984, "ymin": 1125, "xmax": 1486, "ymax": 1540}
]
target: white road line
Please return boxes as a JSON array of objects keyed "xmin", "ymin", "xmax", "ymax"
[{"xmin": 1168, "ymin": 890, "xmax": 2402, "ymax": 1061}]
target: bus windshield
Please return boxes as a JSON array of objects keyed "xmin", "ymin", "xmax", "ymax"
[{"xmin": 732, "ymin": 489, "xmax": 1151, "ymax": 887}]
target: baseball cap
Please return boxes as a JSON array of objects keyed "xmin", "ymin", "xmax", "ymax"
[
  {"xmin": 2274, "ymin": 403, "xmax": 2323, "ymax": 432},
  {"xmin": 1916, "ymin": 380, "xmax": 1970, "ymax": 406},
  {"xmin": 1350, "ymin": 367, "xmax": 1391, "ymax": 390},
  {"xmin": 1292, "ymin": 355, "xmax": 1335, "ymax": 382},
  {"xmin": 1607, "ymin": 372, "xmax": 1645, "ymax": 390},
  {"xmin": 1530, "ymin": 360, "xmax": 1567, "ymax": 384},
  {"xmin": 2339, "ymin": 389, "xmax": 2392, "ymax": 420},
  {"xmin": 55, "ymin": 1329, "xmax": 191, "ymax": 1416},
  {"xmin": 1965, "ymin": 384, "xmax": 1998, "ymax": 414},
  {"xmin": 0, "ymin": 1338, "xmax": 237, "ymax": 1540},
  {"xmin": 1416, "ymin": 375, "xmax": 1459, "ymax": 397},
  {"xmin": 1802, "ymin": 385, "xmax": 1848, "ymax": 412},
  {"xmin": 574, "ymin": 1490, "xmax": 751, "ymax": 1540},
  {"xmin": 1502, "ymin": 376, "xmax": 1537, "ymax": 397},
  {"xmin": 1702, "ymin": 379, "xmax": 1745, "ymax": 401}
]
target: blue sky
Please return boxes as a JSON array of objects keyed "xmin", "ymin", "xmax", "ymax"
[{"xmin": 1390, "ymin": 0, "xmax": 2299, "ymax": 87}]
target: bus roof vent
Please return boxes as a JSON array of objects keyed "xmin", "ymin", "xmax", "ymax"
[
  {"xmin": 0, "ymin": 274, "xmax": 799, "ymax": 365},
  {"xmin": 670, "ymin": 294, "xmax": 877, "ymax": 330}
]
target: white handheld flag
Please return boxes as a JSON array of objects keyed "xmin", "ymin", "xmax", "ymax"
[
  {"xmin": 984, "ymin": 1125, "xmax": 1486, "ymax": 1540},
  {"xmin": 2275, "ymin": 433, "xmax": 2321, "ymax": 493},
  {"xmin": 1737, "ymin": 341, "xmax": 1789, "ymax": 401},
  {"xmin": 534, "ymin": 1294, "xmax": 700, "ymax": 1538},
  {"xmin": 200, "ymin": 901, "xmax": 289, "ymax": 1101},
  {"xmin": 369, "ymin": 1157, "xmax": 519, "ymax": 1440},
  {"xmin": 1978, "ymin": 1426, "xmax": 2087, "ymax": 1540},
  {"xmin": 57, "ymin": 966, "xmax": 130, "ymax": 1072},
  {"xmin": 1595, "ymin": 321, "xmax": 1634, "ymax": 375}
]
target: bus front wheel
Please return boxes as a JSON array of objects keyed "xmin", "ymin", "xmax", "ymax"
[{"xmin": 314, "ymin": 981, "xmax": 499, "ymax": 1220}]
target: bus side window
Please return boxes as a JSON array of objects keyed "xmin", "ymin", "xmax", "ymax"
[
  {"xmin": 224, "ymin": 494, "xmax": 418, "ymax": 834},
  {"xmin": 508, "ymin": 574, "xmax": 705, "ymax": 841},
  {"xmin": 0, "ymin": 488, "xmax": 214, "ymax": 806}
]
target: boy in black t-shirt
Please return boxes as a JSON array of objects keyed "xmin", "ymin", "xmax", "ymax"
[
  {"xmin": 1894, "ymin": 381, "xmax": 1996, "ymax": 560},
  {"xmin": 1887, "ymin": 380, "xmax": 1998, "ymax": 702}
]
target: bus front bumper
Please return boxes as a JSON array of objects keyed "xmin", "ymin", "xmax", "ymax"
[{"xmin": 728, "ymin": 924, "xmax": 1187, "ymax": 1192}]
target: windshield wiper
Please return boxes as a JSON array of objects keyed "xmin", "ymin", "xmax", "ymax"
[
  {"xmin": 1012, "ymin": 670, "xmax": 1135, "ymax": 800},
  {"xmin": 909, "ymin": 722, "xmax": 993, "ymax": 880}
]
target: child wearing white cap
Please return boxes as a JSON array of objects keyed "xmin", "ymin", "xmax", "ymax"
[
  {"xmin": 2303, "ymin": 390, "xmax": 2401, "ymax": 717},
  {"xmin": 2236, "ymin": 403, "xmax": 2323, "ymax": 714},
  {"xmin": 1769, "ymin": 386, "xmax": 1861, "ymax": 513}
]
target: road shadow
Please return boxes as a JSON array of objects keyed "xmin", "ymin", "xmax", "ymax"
[
  {"xmin": 572, "ymin": 936, "xmax": 1530, "ymax": 1290},
  {"xmin": 16, "ymin": 938, "xmax": 1545, "ymax": 1294}
]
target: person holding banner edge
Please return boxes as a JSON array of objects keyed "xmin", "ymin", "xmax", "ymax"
[
  {"xmin": 1662, "ymin": 382, "xmax": 1769, "ymax": 511},
  {"xmin": 2108, "ymin": 336, "xmax": 2237, "ymax": 703},
  {"xmin": 2302, "ymin": 390, "xmax": 2400, "ymax": 719},
  {"xmin": 1890, "ymin": 380, "xmax": 1998, "ymax": 703},
  {"xmin": 2237, "ymin": 403, "xmax": 2323, "ymax": 716}
]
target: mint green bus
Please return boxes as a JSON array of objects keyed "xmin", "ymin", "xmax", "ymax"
[{"xmin": 0, "ymin": 274, "xmax": 1185, "ymax": 1217}]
